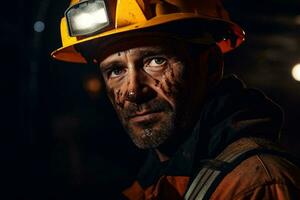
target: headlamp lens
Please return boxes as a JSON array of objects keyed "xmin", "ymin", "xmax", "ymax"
[{"xmin": 66, "ymin": 0, "xmax": 109, "ymax": 37}]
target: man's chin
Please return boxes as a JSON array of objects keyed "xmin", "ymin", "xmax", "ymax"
[{"xmin": 125, "ymin": 121, "xmax": 173, "ymax": 149}]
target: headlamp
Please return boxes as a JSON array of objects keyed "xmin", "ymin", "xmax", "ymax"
[{"xmin": 65, "ymin": 0, "xmax": 110, "ymax": 37}]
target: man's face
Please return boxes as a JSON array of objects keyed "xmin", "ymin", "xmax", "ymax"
[{"xmin": 98, "ymin": 37, "xmax": 208, "ymax": 149}]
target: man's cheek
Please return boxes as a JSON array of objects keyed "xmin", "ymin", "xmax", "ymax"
[
  {"xmin": 159, "ymin": 66, "xmax": 185, "ymax": 98},
  {"xmin": 107, "ymin": 87, "xmax": 125, "ymax": 110}
]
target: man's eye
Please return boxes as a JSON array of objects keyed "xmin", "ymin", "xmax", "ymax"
[
  {"xmin": 108, "ymin": 67, "xmax": 126, "ymax": 78},
  {"xmin": 148, "ymin": 58, "xmax": 167, "ymax": 67},
  {"xmin": 146, "ymin": 57, "xmax": 167, "ymax": 71}
]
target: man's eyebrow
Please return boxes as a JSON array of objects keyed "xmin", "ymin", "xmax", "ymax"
[
  {"xmin": 99, "ymin": 60, "xmax": 123, "ymax": 71},
  {"xmin": 138, "ymin": 47, "xmax": 173, "ymax": 58}
]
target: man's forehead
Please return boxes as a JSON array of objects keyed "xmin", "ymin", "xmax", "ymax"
[
  {"xmin": 99, "ymin": 44, "xmax": 177, "ymax": 66},
  {"xmin": 93, "ymin": 33, "xmax": 186, "ymax": 62},
  {"xmin": 105, "ymin": 45, "xmax": 168, "ymax": 58}
]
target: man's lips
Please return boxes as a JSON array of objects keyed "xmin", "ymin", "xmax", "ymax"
[{"xmin": 128, "ymin": 110, "xmax": 163, "ymax": 123}]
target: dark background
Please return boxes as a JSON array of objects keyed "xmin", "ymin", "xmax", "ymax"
[{"xmin": 2, "ymin": 0, "xmax": 300, "ymax": 199}]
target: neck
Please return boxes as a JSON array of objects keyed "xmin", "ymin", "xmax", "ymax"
[{"xmin": 154, "ymin": 126, "xmax": 193, "ymax": 162}]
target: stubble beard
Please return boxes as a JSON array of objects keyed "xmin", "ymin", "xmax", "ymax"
[
  {"xmin": 117, "ymin": 99, "xmax": 177, "ymax": 149},
  {"xmin": 126, "ymin": 111, "xmax": 175, "ymax": 149}
]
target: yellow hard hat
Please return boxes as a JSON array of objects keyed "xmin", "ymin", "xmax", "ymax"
[{"xmin": 51, "ymin": 0, "xmax": 245, "ymax": 63}]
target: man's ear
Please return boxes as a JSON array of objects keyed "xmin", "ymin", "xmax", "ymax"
[{"xmin": 207, "ymin": 45, "xmax": 224, "ymax": 88}]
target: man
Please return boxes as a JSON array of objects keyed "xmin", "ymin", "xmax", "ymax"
[{"xmin": 52, "ymin": 0, "xmax": 300, "ymax": 199}]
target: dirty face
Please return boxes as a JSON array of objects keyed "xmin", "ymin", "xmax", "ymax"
[{"xmin": 98, "ymin": 37, "xmax": 208, "ymax": 149}]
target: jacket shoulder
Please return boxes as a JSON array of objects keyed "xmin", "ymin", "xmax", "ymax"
[{"xmin": 211, "ymin": 146, "xmax": 300, "ymax": 199}]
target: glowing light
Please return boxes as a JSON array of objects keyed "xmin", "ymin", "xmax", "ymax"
[
  {"xmin": 84, "ymin": 77, "xmax": 102, "ymax": 94},
  {"xmin": 33, "ymin": 21, "xmax": 45, "ymax": 32},
  {"xmin": 73, "ymin": 8, "xmax": 108, "ymax": 31},
  {"xmin": 292, "ymin": 64, "xmax": 300, "ymax": 81}
]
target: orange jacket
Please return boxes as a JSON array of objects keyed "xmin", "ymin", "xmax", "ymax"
[
  {"xmin": 123, "ymin": 138, "xmax": 300, "ymax": 199},
  {"xmin": 211, "ymin": 153, "xmax": 300, "ymax": 199}
]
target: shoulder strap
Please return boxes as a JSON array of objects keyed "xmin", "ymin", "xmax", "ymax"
[{"xmin": 184, "ymin": 138, "xmax": 299, "ymax": 200}]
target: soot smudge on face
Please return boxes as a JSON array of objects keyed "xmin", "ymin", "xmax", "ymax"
[
  {"xmin": 159, "ymin": 64, "xmax": 184, "ymax": 97},
  {"xmin": 108, "ymin": 88, "xmax": 125, "ymax": 109}
]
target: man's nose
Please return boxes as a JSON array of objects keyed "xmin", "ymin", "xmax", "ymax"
[{"xmin": 125, "ymin": 69, "xmax": 156, "ymax": 103}]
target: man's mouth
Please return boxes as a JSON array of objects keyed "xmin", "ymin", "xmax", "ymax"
[{"xmin": 128, "ymin": 110, "xmax": 163, "ymax": 123}]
